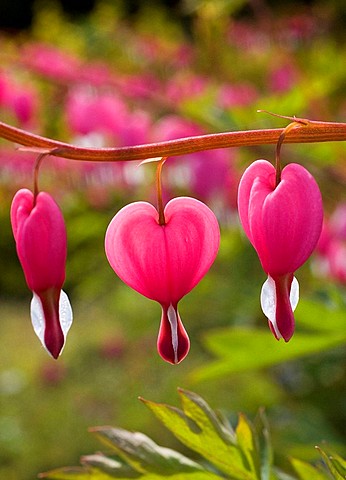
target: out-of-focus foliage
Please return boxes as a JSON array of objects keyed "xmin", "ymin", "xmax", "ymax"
[
  {"xmin": 0, "ymin": 1, "xmax": 346, "ymax": 479},
  {"xmin": 40, "ymin": 389, "xmax": 345, "ymax": 480}
]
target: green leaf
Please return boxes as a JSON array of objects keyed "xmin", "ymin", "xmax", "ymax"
[
  {"xmin": 291, "ymin": 458, "xmax": 329, "ymax": 480},
  {"xmin": 90, "ymin": 426, "xmax": 209, "ymax": 476},
  {"xmin": 142, "ymin": 388, "xmax": 256, "ymax": 479},
  {"xmin": 294, "ymin": 300, "xmax": 346, "ymax": 333},
  {"xmin": 39, "ymin": 466, "xmax": 117, "ymax": 480},
  {"xmin": 317, "ymin": 447, "xmax": 346, "ymax": 479},
  {"xmin": 253, "ymin": 410, "xmax": 273, "ymax": 480},
  {"xmin": 191, "ymin": 326, "xmax": 346, "ymax": 382},
  {"xmin": 40, "ymin": 465, "xmax": 220, "ymax": 480},
  {"xmin": 236, "ymin": 414, "xmax": 260, "ymax": 479}
]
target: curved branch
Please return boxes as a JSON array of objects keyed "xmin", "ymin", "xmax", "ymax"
[{"xmin": 0, "ymin": 119, "xmax": 346, "ymax": 162}]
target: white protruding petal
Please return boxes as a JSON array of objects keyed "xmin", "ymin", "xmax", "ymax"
[
  {"xmin": 30, "ymin": 293, "xmax": 45, "ymax": 347},
  {"xmin": 167, "ymin": 304, "xmax": 178, "ymax": 364},
  {"xmin": 290, "ymin": 277, "xmax": 299, "ymax": 312},
  {"xmin": 260, "ymin": 275, "xmax": 299, "ymax": 339},
  {"xmin": 58, "ymin": 290, "xmax": 73, "ymax": 339},
  {"xmin": 30, "ymin": 290, "xmax": 73, "ymax": 356}
]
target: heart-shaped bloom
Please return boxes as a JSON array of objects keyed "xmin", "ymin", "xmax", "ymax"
[
  {"xmin": 238, "ymin": 160, "xmax": 323, "ymax": 341},
  {"xmin": 11, "ymin": 188, "xmax": 72, "ymax": 358},
  {"xmin": 105, "ymin": 197, "xmax": 220, "ymax": 364}
]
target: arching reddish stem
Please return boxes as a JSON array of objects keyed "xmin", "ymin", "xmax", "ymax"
[{"xmin": 0, "ymin": 118, "xmax": 346, "ymax": 163}]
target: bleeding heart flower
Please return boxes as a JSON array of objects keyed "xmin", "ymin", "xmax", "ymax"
[
  {"xmin": 238, "ymin": 160, "xmax": 323, "ymax": 341},
  {"xmin": 11, "ymin": 188, "xmax": 72, "ymax": 358},
  {"xmin": 105, "ymin": 197, "xmax": 220, "ymax": 364}
]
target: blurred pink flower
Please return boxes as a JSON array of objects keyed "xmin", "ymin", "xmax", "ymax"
[
  {"xmin": 268, "ymin": 63, "xmax": 299, "ymax": 93},
  {"xmin": 0, "ymin": 72, "xmax": 38, "ymax": 124},
  {"xmin": 218, "ymin": 83, "xmax": 258, "ymax": 108},
  {"xmin": 65, "ymin": 88, "xmax": 152, "ymax": 146},
  {"xmin": 65, "ymin": 88, "xmax": 128, "ymax": 137},
  {"xmin": 21, "ymin": 43, "xmax": 80, "ymax": 83},
  {"xmin": 165, "ymin": 74, "xmax": 210, "ymax": 105},
  {"xmin": 152, "ymin": 115, "xmax": 238, "ymax": 208},
  {"xmin": 315, "ymin": 204, "xmax": 346, "ymax": 284}
]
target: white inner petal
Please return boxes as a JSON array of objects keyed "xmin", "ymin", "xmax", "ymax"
[
  {"xmin": 260, "ymin": 275, "xmax": 299, "ymax": 339},
  {"xmin": 30, "ymin": 290, "xmax": 73, "ymax": 357},
  {"xmin": 290, "ymin": 277, "xmax": 299, "ymax": 312},
  {"xmin": 59, "ymin": 290, "xmax": 73, "ymax": 339},
  {"xmin": 167, "ymin": 304, "xmax": 178, "ymax": 364},
  {"xmin": 30, "ymin": 293, "xmax": 45, "ymax": 347}
]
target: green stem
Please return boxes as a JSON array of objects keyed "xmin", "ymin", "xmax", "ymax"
[{"xmin": 0, "ymin": 119, "xmax": 346, "ymax": 163}]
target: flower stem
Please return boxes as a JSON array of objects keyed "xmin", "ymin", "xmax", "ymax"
[
  {"xmin": 275, "ymin": 119, "xmax": 309, "ymax": 186},
  {"xmin": 156, "ymin": 157, "xmax": 167, "ymax": 226},
  {"xmin": 33, "ymin": 152, "xmax": 48, "ymax": 203},
  {"xmin": 0, "ymin": 118, "xmax": 346, "ymax": 163}
]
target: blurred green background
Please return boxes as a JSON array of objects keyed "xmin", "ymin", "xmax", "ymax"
[{"xmin": 0, "ymin": 1, "xmax": 346, "ymax": 479}]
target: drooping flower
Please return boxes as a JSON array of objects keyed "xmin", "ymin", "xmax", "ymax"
[
  {"xmin": 105, "ymin": 197, "xmax": 220, "ymax": 364},
  {"xmin": 11, "ymin": 188, "xmax": 72, "ymax": 358},
  {"xmin": 238, "ymin": 160, "xmax": 323, "ymax": 341}
]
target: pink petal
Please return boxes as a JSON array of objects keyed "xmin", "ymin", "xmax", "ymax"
[
  {"xmin": 238, "ymin": 160, "xmax": 323, "ymax": 276},
  {"xmin": 105, "ymin": 197, "xmax": 220, "ymax": 305},
  {"xmin": 11, "ymin": 189, "xmax": 67, "ymax": 292}
]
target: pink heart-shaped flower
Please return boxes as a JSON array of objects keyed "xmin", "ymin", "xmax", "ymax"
[
  {"xmin": 105, "ymin": 196, "xmax": 220, "ymax": 364},
  {"xmin": 238, "ymin": 160, "xmax": 323, "ymax": 341},
  {"xmin": 11, "ymin": 188, "xmax": 72, "ymax": 359}
]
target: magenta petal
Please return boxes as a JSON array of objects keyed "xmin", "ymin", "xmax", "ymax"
[
  {"xmin": 105, "ymin": 197, "xmax": 220, "ymax": 305},
  {"xmin": 11, "ymin": 189, "xmax": 67, "ymax": 292},
  {"xmin": 157, "ymin": 304, "xmax": 190, "ymax": 364},
  {"xmin": 238, "ymin": 160, "xmax": 323, "ymax": 276}
]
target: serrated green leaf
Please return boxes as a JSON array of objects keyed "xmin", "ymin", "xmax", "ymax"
[
  {"xmin": 236, "ymin": 414, "xmax": 260, "ymax": 479},
  {"xmin": 291, "ymin": 458, "xmax": 329, "ymax": 480},
  {"xmin": 192, "ymin": 327, "xmax": 346, "ymax": 382},
  {"xmin": 90, "ymin": 426, "xmax": 207, "ymax": 476},
  {"xmin": 178, "ymin": 389, "xmax": 236, "ymax": 444},
  {"xmin": 142, "ymin": 389, "xmax": 254, "ymax": 480},
  {"xmin": 317, "ymin": 447, "xmax": 346, "ymax": 479}
]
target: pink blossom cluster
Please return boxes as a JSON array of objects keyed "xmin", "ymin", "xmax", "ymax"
[
  {"xmin": 315, "ymin": 204, "xmax": 346, "ymax": 284},
  {"xmin": 10, "ymin": 153, "xmax": 323, "ymax": 363}
]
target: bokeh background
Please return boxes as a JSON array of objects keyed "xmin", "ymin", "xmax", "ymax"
[{"xmin": 0, "ymin": 1, "xmax": 346, "ymax": 479}]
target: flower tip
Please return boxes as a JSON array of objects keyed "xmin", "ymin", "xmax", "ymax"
[
  {"xmin": 31, "ymin": 290, "xmax": 73, "ymax": 359},
  {"xmin": 44, "ymin": 333, "xmax": 64, "ymax": 360},
  {"xmin": 261, "ymin": 275, "xmax": 298, "ymax": 342},
  {"xmin": 157, "ymin": 305, "xmax": 190, "ymax": 364}
]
